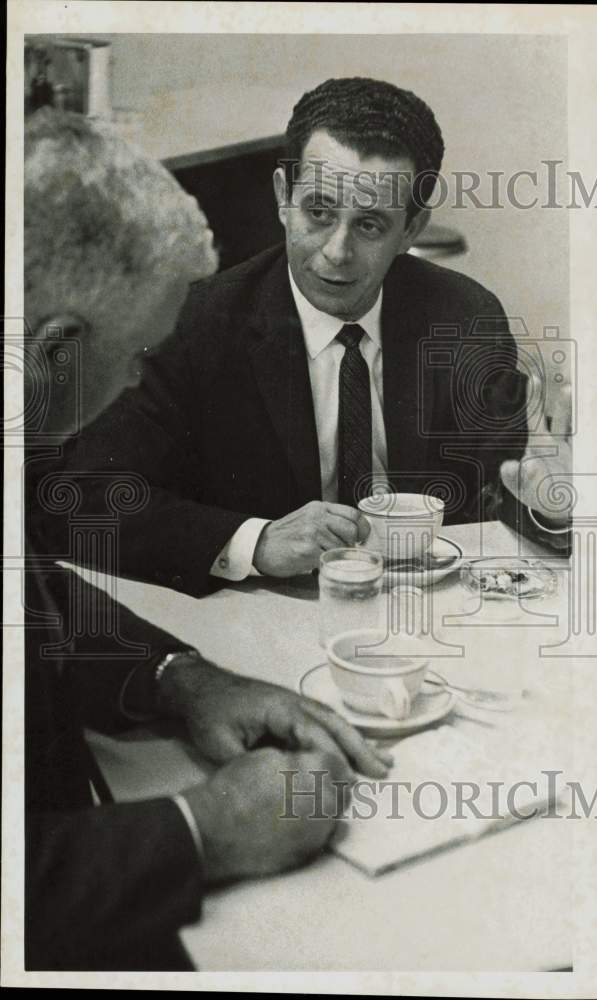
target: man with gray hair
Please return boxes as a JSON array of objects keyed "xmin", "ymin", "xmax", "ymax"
[
  {"xmin": 24, "ymin": 109, "xmax": 389, "ymax": 971},
  {"xmin": 24, "ymin": 107, "xmax": 219, "ymax": 428}
]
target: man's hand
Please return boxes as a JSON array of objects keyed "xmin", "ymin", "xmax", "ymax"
[
  {"xmin": 159, "ymin": 655, "xmax": 392, "ymax": 778},
  {"xmin": 500, "ymin": 376, "xmax": 573, "ymax": 526},
  {"xmin": 183, "ymin": 746, "xmax": 352, "ymax": 883},
  {"xmin": 253, "ymin": 500, "xmax": 370, "ymax": 577}
]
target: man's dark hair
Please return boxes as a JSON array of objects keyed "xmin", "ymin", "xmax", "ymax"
[{"xmin": 284, "ymin": 76, "xmax": 445, "ymax": 218}]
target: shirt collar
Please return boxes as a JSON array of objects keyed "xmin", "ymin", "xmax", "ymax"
[{"xmin": 287, "ymin": 267, "xmax": 383, "ymax": 360}]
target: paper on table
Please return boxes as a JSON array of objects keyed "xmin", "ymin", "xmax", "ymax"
[
  {"xmin": 332, "ymin": 712, "xmax": 572, "ymax": 876},
  {"xmin": 86, "ymin": 726, "xmax": 210, "ymax": 803}
]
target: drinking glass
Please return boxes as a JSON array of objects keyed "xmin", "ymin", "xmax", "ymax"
[{"xmin": 318, "ymin": 548, "xmax": 384, "ymax": 648}]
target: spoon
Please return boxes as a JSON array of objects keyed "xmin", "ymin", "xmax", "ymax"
[{"xmin": 425, "ymin": 671, "xmax": 524, "ymax": 712}]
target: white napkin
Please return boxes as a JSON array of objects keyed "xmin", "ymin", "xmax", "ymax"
[{"xmin": 333, "ymin": 709, "xmax": 573, "ymax": 876}]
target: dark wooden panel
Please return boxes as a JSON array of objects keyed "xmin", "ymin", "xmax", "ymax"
[{"xmin": 171, "ymin": 141, "xmax": 286, "ymax": 272}]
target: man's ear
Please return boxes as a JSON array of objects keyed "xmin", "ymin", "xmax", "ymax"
[
  {"xmin": 401, "ymin": 207, "xmax": 431, "ymax": 254},
  {"xmin": 273, "ymin": 167, "xmax": 289, "ymax": 228}
]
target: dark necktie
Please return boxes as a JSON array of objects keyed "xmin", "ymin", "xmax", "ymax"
[{"xmin": 336, "ymin": 323, "xmax": 372, "ymax": 507}]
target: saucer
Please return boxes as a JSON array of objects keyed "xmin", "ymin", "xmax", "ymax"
[
  {"xmin": 299, "ymin": 662, "xmax": 455, "ymax": 738},
  {"xmin": 384, "ymin": 536, "xmax": 463, "ymax": 589}
]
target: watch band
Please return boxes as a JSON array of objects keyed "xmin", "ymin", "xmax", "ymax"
[
  {"xmin": 154, "ymin": 648, "xmax": 200, "ymax": 685},
  {"xmin": 119, "ymin": 648, "xmax": 201, "ymax": 722}
]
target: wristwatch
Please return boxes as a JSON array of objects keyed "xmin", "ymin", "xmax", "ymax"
[
  {"xmin": 154, "ymin": 649, "xmax": 199, "ymax": 685},
  {"xmin": 119, "ymin": 648, "xmax": 200, "ymax": 722}
]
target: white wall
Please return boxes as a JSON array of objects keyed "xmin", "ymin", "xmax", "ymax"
[{"xmin": 93, "ymin": 34, "xmax": 570, "ymax": 369}]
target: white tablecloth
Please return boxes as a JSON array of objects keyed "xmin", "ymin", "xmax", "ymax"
[{"xmin": 84, "ymin": 521, "xmax": 587, "ymax": 971}]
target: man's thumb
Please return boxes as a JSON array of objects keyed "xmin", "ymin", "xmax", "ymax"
[
  {"xmin": 500, "ymin": 459, "xmax": 521, "ymax": 498},
  {"xmin": 196, "ymin": 724, "xmax": 246, "ymax": 764}
]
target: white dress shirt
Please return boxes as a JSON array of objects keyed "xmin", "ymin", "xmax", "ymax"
[
  {"xmin": 288, "ymin": 269, "xmax": 390, "ymax": 502},
  {"xmin": 211, "ymin": 269, "xmax": 391, "ymax": 580}
]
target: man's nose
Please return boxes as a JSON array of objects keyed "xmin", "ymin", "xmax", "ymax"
[{"xmin": 322, "ymin": 223, "xmax": 353, "ymax": 266}]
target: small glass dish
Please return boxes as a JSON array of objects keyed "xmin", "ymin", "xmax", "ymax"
[{"xmin": 460, "ymin": 556, "xmax": 557, "ymax": 601}]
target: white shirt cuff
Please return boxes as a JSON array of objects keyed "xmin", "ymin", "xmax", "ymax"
[
  {"xmin": 210, "ymin": 517, "xmax": 271, "ymax": 580},
  {"xmin": 172, "ymin": 793, "xmax": 204, "ymax": 863},
  {"xmin": 527, "ymin": 505, "xmax": 572, "ymax": 534}
]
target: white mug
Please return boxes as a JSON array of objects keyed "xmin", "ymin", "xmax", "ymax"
[
  {"xmin": 358, "ymin": 492, "xmax": 444, "ymax": 562},
  {"xmin": 326, "ymin": 628, "xmax": 429, "ymax": 720}
]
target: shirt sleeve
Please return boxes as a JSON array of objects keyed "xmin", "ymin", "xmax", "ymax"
[
  {"xmin": 499, "ymin": 483, "xmax": 572, "ymax": 555},
  {"xmin": 209, "ymin": 517, "xmax": 271, "ymax": 581},
  {"xmin": 172, "ymin": 793, "xmax": 205, "ymax": 862},
  {"xmin": 527, "ymin": 505, "xmax": 572, "ymax": 534}
]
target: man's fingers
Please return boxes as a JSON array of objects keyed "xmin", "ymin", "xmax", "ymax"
[
  {"xmin": 500, "ymin": 457, "xmax": 545, "ymax": 504},
  {"xmin": 499, "ymin": 458, "xmax": 521, "ymax": 500},
  {"xmin": 355, "ymin": 512, "xmax": 371, "ymax": 542},
  {"xmin": 550, "ymin": 381, "xmax": 572, "ymax": 439},
  {"xmin": 300, "ymin": 700, "xmax": 391, "ymax": 778},
  {"xmin": 316, "ymin": 525, "xmax": 350, "ymax": 553},
  {"xmin": 325, "ymin": 514, "xmax": 361, "ymax": 547},
  {"xmin": 372, "ymin": 741, "xmax": 395, "ymax": 767},
  {"xmin": 262, "ymin": 703, "xmax": 318, "ymax": 752},
  {"xmin": 324, "ymin": 506, "xmax": 371, "ymax": 543},
  {"xmin": 266, "ymin": 696, "xmax": 387, "ymax": 780},
  {"xmin": 501, "ymin": 454, "xmax": 556, "ymax": 515},
  {"xmin": 525, "ymin": 374, "xmax": 550, "ymax": 444},
  {"xmin": 190, "ymin": 722, "xmax": 246, "ymax": 764},
  {"xmin": 325, "ymin": 503, "xmax": 363, "ymax": 522}
]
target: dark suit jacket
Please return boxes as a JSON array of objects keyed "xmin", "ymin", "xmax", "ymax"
[
  {"xmin": 38, "ymin": 244, "xmax": 559, "ymax": 598},
  {"xmin": 25, "ymin": 550, "xmax": 202, "ymax": 970}
]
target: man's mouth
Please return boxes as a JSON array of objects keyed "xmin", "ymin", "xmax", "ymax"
[{"xmin": 315, "ymin": 274, "xmax": 356, "ymax": 287}]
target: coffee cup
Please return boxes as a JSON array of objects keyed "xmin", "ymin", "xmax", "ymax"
[
  {"xmin": 358, "ymin": 492, "xmax": 444, "ymax": 563},
  {"xmin": 326, "ymin": 628, "xmax": 429, "ymax": 720}
]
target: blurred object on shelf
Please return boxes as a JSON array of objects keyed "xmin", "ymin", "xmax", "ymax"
[
  {"xmin": 25, "ymin": 44, "xmax": 54, "ymax": 113},
  {"xmin": 409, "ymin": 223, "xmax": 468, "ymax": 260},
  {"xmin": 25, "ymin": 36, "xmax": 112, "ymax": 118}
]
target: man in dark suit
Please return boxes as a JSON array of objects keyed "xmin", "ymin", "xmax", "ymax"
[
  {"xmin": 51, "ymin": 77, "xmax": 572, "ymax": 598},
  {"xmin": 23, "ymin": 108, "xmax": 390, "ymax": 971}
]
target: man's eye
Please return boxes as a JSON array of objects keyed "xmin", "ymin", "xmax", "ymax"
[
  {"xmin": 308, "ymin": 207, "xmax": 332, "ymax": 223},
  {"xmin": 358, "ymin": 218, "xmax": 383, "ymax": 236}
]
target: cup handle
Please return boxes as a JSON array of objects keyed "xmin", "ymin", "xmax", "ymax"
[{"xmin": 377, "ymin": 677, "xmax": 411, "ymax": 720}]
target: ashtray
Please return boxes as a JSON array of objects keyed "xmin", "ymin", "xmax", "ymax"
[{"xmin": 460, "ymin": 557, "xmax": 557, "ymax": 601}]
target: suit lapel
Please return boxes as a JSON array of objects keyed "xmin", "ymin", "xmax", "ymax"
[
  {"xmin": 382, "ymin": 254, "xmax": 431, "ymax": 485},
  {"xmin": 247, "ymin": 254, "xmax": 322, "ymax": 503},
  {"xmin": 247, "ymin": 250, "xmax": 434, "ymax": 502}
]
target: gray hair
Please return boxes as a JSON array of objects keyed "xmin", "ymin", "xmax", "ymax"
[{"xmin": 25, "ymin": 108, "xmax": 218, "ymax": 334}]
